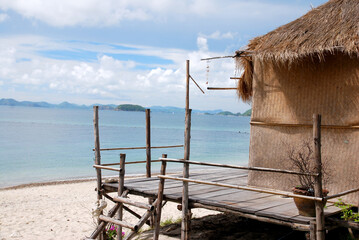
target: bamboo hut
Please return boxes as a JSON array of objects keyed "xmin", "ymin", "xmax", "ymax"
[{"xmin": 236, "ymin": 0, "xmax": 359, "ymax": 205}]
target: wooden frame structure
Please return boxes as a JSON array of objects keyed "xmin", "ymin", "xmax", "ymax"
[
  {"xmin": 89, "ymin": 106, "xmax": 183, "ymax": 240},
  {"xmin": 87, "ymin": 60, "xmax": 359, "ymax": 240},
  {"xmin": 153, "ymin": 114, "xmax": 359, "ymax": 240}
]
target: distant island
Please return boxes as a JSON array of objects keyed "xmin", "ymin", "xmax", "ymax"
[
  {"xmin": 216, "ymin": 109, "xmax": 251, "ymax": 117},
  {"xmin": 116, "ymin": 104, "xmax": 146, "ymax": 112},
  {"xmin": 0, "ymin": 98, "xmax": 251, "ymax": 116}
]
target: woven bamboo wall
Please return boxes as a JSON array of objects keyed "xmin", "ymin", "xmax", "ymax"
[{"xmin": 248, "ymin": 53, "xmax": 359, "ymax": 205}]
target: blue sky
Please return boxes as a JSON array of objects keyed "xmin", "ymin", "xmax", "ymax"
[{"xmin": 0, "ymin": 0, "xmax": 327, "ymax": 112}]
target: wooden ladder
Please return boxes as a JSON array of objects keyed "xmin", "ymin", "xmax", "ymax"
[{"xmin": 86, "ymin": 153, "xmax": 158, "ymax": 240}]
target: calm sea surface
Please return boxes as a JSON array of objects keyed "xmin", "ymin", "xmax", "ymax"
[{"xmin": 0, "ymin": 106, "xmax": 250, "ymax": 187}]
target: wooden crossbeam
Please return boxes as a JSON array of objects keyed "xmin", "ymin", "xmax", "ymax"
[{"xmin": 207, "ymin": 87, "xmax": 236, "ymax": 90}]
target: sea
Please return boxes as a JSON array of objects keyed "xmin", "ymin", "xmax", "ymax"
[{"xmin": 0, "ymin": 105, "xmax": 250, "ymax": 188}]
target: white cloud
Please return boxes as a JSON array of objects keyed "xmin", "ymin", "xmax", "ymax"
[
  {"xmin": 0, "ymin": 35, "xmax": 249, "ymax": 112},
  {"xmin": 202, "ymin": 31, "xmax": 234, "ymax": 40},
  {"xmin": 0, "ymin": 0, "xmax": 309, "ymax": 27},
  {"xmin": 197, "ymin": 37, "xmax": 208, "ymax": 52},
  {"xmin": 0, "ymin": 13, "xmax": 8, "ymax": 22},
  {"xmin": 0, "ymin": 0, "xmax": 150, "ymax": 27}
]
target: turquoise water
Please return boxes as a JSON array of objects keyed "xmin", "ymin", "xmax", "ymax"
[{"xmin": 0, "ymin": 106, "xmax": 250, "ymax": 187}]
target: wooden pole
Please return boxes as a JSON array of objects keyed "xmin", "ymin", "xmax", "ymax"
[
  {"xmin": 117, "ymin": 154, "xmax": 126, "ymax": 240},
  {"xmin": 94, "ymin": 145, "xmax": 183, "ymax": 152},
  {"xmin": 185, "ymin": 60, "xmax": 190, "ymax": 111},
  {"xmin": 313, "ymin": 114, "xmax": 325, "ymax": 240},
  {"xmin": 93, "ymin": 106, "xmax": 102, "ymax": 200},
  {"xmin": 146, "ymin": 109, "xmax": 151, "ymax": 178},
  {"xmin": 93, "ymin": 106, "xmax": 103, "ymax": 240},
  {"xmin": 154, "ymin": 154, "xmax": 168, "ymax": 240},
  {"xmin": 89, "ymin": 190, "xmax": 129, "ymax": 239},
  {"xmin": 182, "ymin": 108, "xmax": 192, "ymax": 240},
  {"xmin": 145, "ymin": 109, "xmax": 155, "ymax": 226}
]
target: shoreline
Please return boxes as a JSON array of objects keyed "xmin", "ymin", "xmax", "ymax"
[
  {"xmin": 0, "ymin": 174, "xmax": 146, "ymax": 191},
  {"xmin": 0, "ymin": 176, "xmax": 218, "ymax": 240},
  {"xmin": 0, "ymin": 167, "xmax": 221, "ymax": 191}
]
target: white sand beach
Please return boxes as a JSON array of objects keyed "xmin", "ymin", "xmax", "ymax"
[{"xmin": 0, "ymin": 180, "xmax": 217, "ymax": 240}]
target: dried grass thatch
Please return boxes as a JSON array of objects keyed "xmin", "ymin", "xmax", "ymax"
[
  {"xmin": 236, "ymin": 0, "xmax": 359, "ymax": 100},
  {"xmin": 235, "ymin": 54, "xmax": 253, "ymax": 102},
  {"xmin": 249, "ymin": 0, "xmax": 359, "ymax": 62}
]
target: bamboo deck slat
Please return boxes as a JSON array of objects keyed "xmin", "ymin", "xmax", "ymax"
[{"xmin": 102, "ymin": 168, "xmax": 341, "ymax": 228}]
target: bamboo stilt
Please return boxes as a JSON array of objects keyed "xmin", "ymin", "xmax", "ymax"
[
  {"xmin": 309, "ymin": 221, "xmax": 316, "ymax": 240},
  {"xmin": 117, "ymin": 154, "xmax": 126, "ymax": 240},
  {"xmin": 313, "ymin": 114, "xmax": 325, "ymax": 240},
  {"xmin": 182, "ymin": 108, "xmax": 191, "ymax": 240},
  {"xmin": 146, "ymin": 109, "xmax": 151, "ymax": 178},
  {"xmin": 93, "ymin": 106, "xmax": 103, "ymax": 240},
  {"xmin": 154, "ymin": 154, "xmax": 168, "ymax": 240}
]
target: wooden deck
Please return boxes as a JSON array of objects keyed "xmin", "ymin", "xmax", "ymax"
[{"xmin": 103, "ymin": 168, "xmax": 340, "ymax": 231}]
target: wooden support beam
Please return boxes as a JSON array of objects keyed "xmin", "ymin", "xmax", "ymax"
[
  {"xmin": 113, "ymin": 196, "xmax": 154, "ymax": 211},
  {"xmin": 185, "ymin": 60, "xmax": 190, "ymax": 111},
  {"xmin": 89, "ymin": 190, "xmax": 129, "ymax": 239},
  {"xmin": 93, "ymin": 106, "xmax": 102, "ymax": 200},
  {"xmin": 117, "ymin": 154, "xmax": 126, "ymax": 240},
  {"xmin": 190, "ymin": 202, "xmax": 310, "ymax": 231},
  {"xmin": 157, "ymin": 175, "xmax": 324, "ymax": 202},
  {"xmin": 93, "ymin": 165, "xmax": 122, "ymax": 172},
  {"xmin": 100, "ymin": 159, "xmax": 162, "ymax": 166},
  {"xmin": 99, "ymin": 215, "xmax": 138, "ymax": 231},
  {"xmin": 207, "ymin": 87, "xmax": 236, "ymax": 90},
  {"xmin": 101, "ymin": 190, "xmax": 151, "ymax": 226},
  {"xmin": 158, "ymin": 158, "xmax": 318, "ymax": 177},
  {"xmin": 93, "ymin": 106, "xmax": 103, "ymax": 240},
  {"xmin": 154, "ymin": 154, "xmax": 168, "ymax": 240},
  {"xmin": 146, "ymin": 109, "xmax": 151, "ymax": 178},
  {"xmin": 313, "ymin": 114, "xmax": 325, "ymax": 240},
  {"xmin": 125, "ymin": 199, "xmax": 159, "ymax": 240},
  {"xmin": 93, "ymin": 145, "xmax": 183, "ymax": 152},
  {"xmin": 309, "ymin": 221, "xmax": 316, "ymax": 240},
  {"xmin": 189, "ymin": 75, "xmax": 205, "ymax": 94},
  {"xmin": 324, "ymin": 187, "xmax": 359, "ymax": 200},
  {"xmin": 182, "ymin": 109, "xmax": 192, "ymax": 240}
]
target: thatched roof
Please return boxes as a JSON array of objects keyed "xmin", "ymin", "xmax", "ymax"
[{"xmin": 236, "ymin": 0, "xmax": 359, "ymax": 101}]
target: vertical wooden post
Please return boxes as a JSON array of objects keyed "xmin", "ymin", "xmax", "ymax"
[
  {"xmin": 93, "ymin": 106, "xmax": 103, "ymax": 240},
  {"xmin": 309, "ymin": 221, "xmax": 316, "ymax": 240},
  {"xmin": 93, "ymin": 106, "xmax": 102, "ymax": 200},
  {"xmin": 117, "ymin": 154, "xmax": 126, "ymax": 240},
  {"xmin": 146, "ymin": 109, "xmax": 151, "ymax": 178},
  {"xmin": 185, "ymin": 60, "xmax": 190, "ymax": 112},
  {"xmin": 313, "ymin": 114, "xmax": 325, "ymax": 240},
  {"xmin": 182, "ymin": 108, "xmax": 192, "ymax": 240},
  {"xmin": 153, "ymin": 154, "xmax": 168, "ymax": 240}
]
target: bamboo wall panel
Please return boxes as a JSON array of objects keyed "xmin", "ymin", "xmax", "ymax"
[{"xmin": 249, "ymin": 53, "xmax": 359, "ymax": 205}]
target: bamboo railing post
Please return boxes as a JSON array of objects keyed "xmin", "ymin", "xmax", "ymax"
[
  {"xmin": 185, "ymin": 60, "xmax": 190, "ymax": 111},
  {"xmin": 94, "ymin": 106, "xmax": 102, "ymax": 200},
  {"xmin": 93, "ymin": 106, "xmax": 103, "ymax": 240},
  {"xmin": 182, "ymin": 108, "xmax": 192, "ymax": 240},
  {"xmin": 145, "ymin": 109, "xmax": 155, "ymax": 227},
  {"xmin": 154, "ymin": 154, "xmax": 168, "ymax": 240},
  {"xmin": 313, "ymin": 114, "xmax": 325, "ymax": 240},
  {"xmin": 146, "ymin": 109, "xmax": 151, "ymax": 178},
  {"xmin": 117, "ymin": 154, "xmax": 126, "ymax": 240}
]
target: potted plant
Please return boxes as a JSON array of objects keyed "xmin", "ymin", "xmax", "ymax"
[{"xmin": 288, "ymin": 141, "xmax": 330, "ymax": 217}]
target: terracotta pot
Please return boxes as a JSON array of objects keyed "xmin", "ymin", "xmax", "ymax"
[{"xmin": 292, "ymin": 187, "xmax": 328, "ymax": 217}]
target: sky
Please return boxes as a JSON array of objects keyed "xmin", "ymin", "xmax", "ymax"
[{"xmin": 0, "ymin": 0, "xmax": 328, "ymax": 113}]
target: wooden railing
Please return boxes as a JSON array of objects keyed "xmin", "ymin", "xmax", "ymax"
[{"xmin": 153, "ymin": 114, "xmax": 359, "ymax": 240}]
